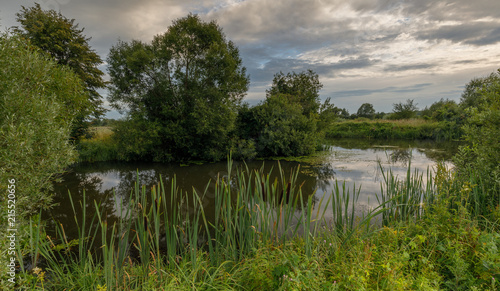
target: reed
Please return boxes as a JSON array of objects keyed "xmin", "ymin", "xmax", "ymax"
[{"xmin": 25, "ymin": 157, "xmax": 498, "ymax": 289}]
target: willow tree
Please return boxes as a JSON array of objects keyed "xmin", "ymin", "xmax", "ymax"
[
  {"xmin": 0, "ymin": 33, "xmax": 88, "ymax": 216},
  {"xmin": 108, "ymin": 14, "xmax": 249, "ymax": 162}
]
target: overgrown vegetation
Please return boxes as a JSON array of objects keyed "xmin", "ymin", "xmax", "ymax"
[
  {"xmin": 2, "ymin": 3, "xmax": 500, "ymax": 289},
  {"xmin": 0, "ymin": 33, "xmax": 87, "ymax": 217},
  {"xmin": 6, "ymin": 156, "xmax": 500, "ymax": 290}
]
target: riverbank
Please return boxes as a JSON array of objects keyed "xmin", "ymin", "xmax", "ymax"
[
  {"xmin": 5, "ymin": 160, "xmax": 500, "ymax": 290},
  {"xmin": 326, "ymin": 119, "xmax": 463, "ymax": 141}
]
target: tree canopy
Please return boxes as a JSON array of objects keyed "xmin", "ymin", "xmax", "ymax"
[
  {"xmin": 107, "ymin": 14, "xmax": 249, "ymax": 162},
  {"xmin": 266, "ymin": 70, "xmax": 323, "ymax": 117},
  {"xmin": 14, "ymin": 3, "xmax": 106, "ymax": 122}
]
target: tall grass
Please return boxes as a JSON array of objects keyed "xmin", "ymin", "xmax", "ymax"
[{"xmin": 17, "ymin": 157, "xmax": 498, "ymax": 289}]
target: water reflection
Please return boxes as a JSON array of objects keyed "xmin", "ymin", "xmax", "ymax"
[{"xmin": 46, "ymin": 139, "xmax": 459, "ymax": 238}]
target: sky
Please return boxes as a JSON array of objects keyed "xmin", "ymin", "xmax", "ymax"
[{"xmin": 2, "ymin": 0, "xmax": 500, "ymax": 118}]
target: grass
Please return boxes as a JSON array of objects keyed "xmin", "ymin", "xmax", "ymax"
[
  {"xmin": 77, "ymin": 127, "xmax": 118, "ymax": 163},
  {"xmin": 327, "ymin": 119, "xmax": 464, "ymax": 141},
  {"xmin": 6, "ymin": 159, "xmax": 500, "ymax": 290}
]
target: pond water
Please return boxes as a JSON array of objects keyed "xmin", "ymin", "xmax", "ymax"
[{"xmin": 45, "ymin": 139, "xmax": 459, "ymax": 238}]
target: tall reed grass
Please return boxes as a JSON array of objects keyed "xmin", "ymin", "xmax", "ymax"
[{"xmin": 18, "ymin": 157, "xmax": 495, "ymax": 289}]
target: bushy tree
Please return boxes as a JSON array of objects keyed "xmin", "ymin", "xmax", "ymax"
[
  {"xmin": 421, "ymin": 98, "xmax": 461, "ymax": 122},
  {"xmin": 237, "ymin": 70, "xmax": 327, "ymax": 157},
  {"xmin": 252, "ymin": 94, "xmax": 318, "ymax": 157},
  {"xmin": 454, "ymin": 72, "xmax": 500, "ymax": 197},
  {"xmin": 390, "ymin": 99, "xmax": 418, "ymax": 119},
  {"xmin": 460, "ymin": 69, "xmax": 500, "ymax": 109},
  {"xmin": 266, "ymin": 70, "xmax": 323, "ymax": 116},
  {"xmin": 356, "ymin": 103, "xmax": 376, "ymax": 119},
  {"xmin": 0, "ymin": 33, "xmax": 88, "ymax": 216},
  {"xmin": 14, "ymin": 3, "xmax": 106, "ymax": 137},
  {"xmin": 107, "ymin": 14, "xmax": 249, "ymax": 162}
]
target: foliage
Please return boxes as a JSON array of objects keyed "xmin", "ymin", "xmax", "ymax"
[
  {"xmin": 454, "ymin": 74, "xmax": 500, "ymax": 202},
  {"xmin": 460, "ymin": 69, "xmax": 500, "ymax": 109},
  {"xmin": 0, "ymin": 33, "xmax": 86, "ymax": 217},
  {"xmin": 77, "ymin": 127, "xmax": 118, "ymax": 163},
  {"xmin": 14, "ymin": 3, "xmax": 106, "ymax": 137},
  {"xmin": 326, "ymin": 119, "xmax": 463, "ymax": 141},
  {"xmin": 266, "ymin": 69, "xmax": 323, "ymax": 117},
  {"xmin": 421, "ymin": 98, "xmax": 462, "ymax": 122},
  {"xmin": 107, "ymin": 14, "xmax": 249, "ymax": 162},
  {"xmin": 390, "ymin": 99, "xmax": 419, "ymax": 120},
  {"xmin": 356, "ymin": 103, "xmax": 376, "ymax": 119},
  {"xmin": 12, "ymin": 157, "xmax": 500, "ymax": 290},
  {"xmin": 253, "ymin": 94, "xmax": 319, "ymax": 157}
]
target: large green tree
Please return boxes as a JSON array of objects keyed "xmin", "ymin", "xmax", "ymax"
[
  {"xmin": 0, "ymin": 33, "xmax": 88, "ymax": 216},
  {"xmin": 107, "ymin": 14, "xmax": 249, "ymax": 162},
  {"xmin": 236, "ymin": 70, "xmax": 328, "ymax": 157},
  {"xmin": 14, "ymin": 3, "xmax": 106, "ymax": 137},
  {"xmin": 460, "ymin": 69, "xmax": 500, "ymax": 109},
  {"xmin": 266, "ymin": 70, "xmax": 323, "ymax": 117}
]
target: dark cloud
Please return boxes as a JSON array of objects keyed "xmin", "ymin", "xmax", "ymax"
[
  {"xmin": 331, "ymin": 83, "xmax": 432, "ymax": 98},
  {"xmin": 416, "ymin": 22, "xmax": 500, "ymax": 46},
  {"xmin": 1, "ymin": 0, "xmax": 499, "ymax": 116},
  {"xmin": 384, "ymin": 63, "xmax": 437, "ymax": 72}
]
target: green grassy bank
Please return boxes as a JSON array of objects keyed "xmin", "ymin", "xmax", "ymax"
[
  {"xmin": 326, "ymin": 119, "xmax": 463, "ymax": 141},
  {"xmin": 4, "ymin": 160, "xmax": 500, "ymax": 290}
]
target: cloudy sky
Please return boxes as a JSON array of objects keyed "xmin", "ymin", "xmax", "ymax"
[{"xmin": 2, "ymin": 0, "xmax": 499, "ymax": 118}]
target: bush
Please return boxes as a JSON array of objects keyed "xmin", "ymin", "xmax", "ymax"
[
  {"xmin": 0, "ymin": 33, "xmax": 87, "ymax": 216},
  {"xmin": 251, "ymin": 94, "xmax": 319, "ymax": 157},
  {"xmin": 454, "ymin": 77, "xmax": 500, "ymax": 200}
]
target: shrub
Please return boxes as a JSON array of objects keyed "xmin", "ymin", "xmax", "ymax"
[{"xmin": 0, "ymin": 33, "xmax": 87, "ymax": 216}]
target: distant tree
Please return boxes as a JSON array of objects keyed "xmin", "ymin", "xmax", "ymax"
[
  {"xmin": 267, "ymin": 70, "xmax": 323, "ymax": 116},
  {"xmin": 107, "ymin": 14, "xmax": 249, "ymax": 162},
  {"xmin": 14, "ymin": 3, "xmax": 106, "ymax": 137},
  {"xmin": 339, "ymin": 108, "xmax": 350, "ymax": 119},
  {"xmin": 0, "ymin": 33, "xmax": 87, "ymax": 216},
  {"xmin": 391, "ymin": 99, "xmax": 418, "ymax": 119},
  {"xmin": 317, "ymin": 98, "xmax": 340, "ymax": 130},
  {"xmin": 460, "ymin": 69, "xmax": 500, "ymax": 109},
  {"xmin": 421, "ymin": 98, "xmax": 460, "ymax": 121},
  {"xmin": 356, "ymin": 103, "xmax": 376, "ymax": 119}
]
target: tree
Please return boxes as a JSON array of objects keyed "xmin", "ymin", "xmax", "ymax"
[
  {"xmin": 454, "ymin": 72, "xmax": 500, "ymax": 200},
  {"xmin": 356, "ymin": 103, "xmax": 376, "ymax": 119},
  {"xmin": 252, "ymin": 94, "xmax": 318, "ymax": 157},
  {"xmin": 0, "ymin": 33, "xmax": 87, "ymax": 217},
  {"xmin": 421, "ymin": 98, "xmax": 461, "ymax": 122},
  {"xmin": 14, "ymin": 3, "xmax": 106, "ymax": 137},
  {"xmin": 460, "ymin": 69, "xmax": 500, "ymax": 109},
  {"xmin": 236, "ymin": 70, "xmax": 328, "ymax": 157},
  {"xmin": 266, "ymin": 70, "xmax": 323, "ymax": 116},
  {"xmin": 391, "ymin": 99, "xmax": 418, "ymax": 119},
  {"xmin": 107, "ymin": 14, "xmax": 249, "ymax": 162}
]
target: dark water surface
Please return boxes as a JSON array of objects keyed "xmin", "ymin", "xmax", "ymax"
[{"xmin": 45, "ymin": 139, "xmax": 459, "ymax": 238}]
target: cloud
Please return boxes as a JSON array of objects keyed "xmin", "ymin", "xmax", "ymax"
[
  {"xmin": 2, "ymin": 0, "xmax": 500, "ymax": 116},
  {"xmin": 331, "ymin": 83, "xmax": 432, "ymax": 98}
]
